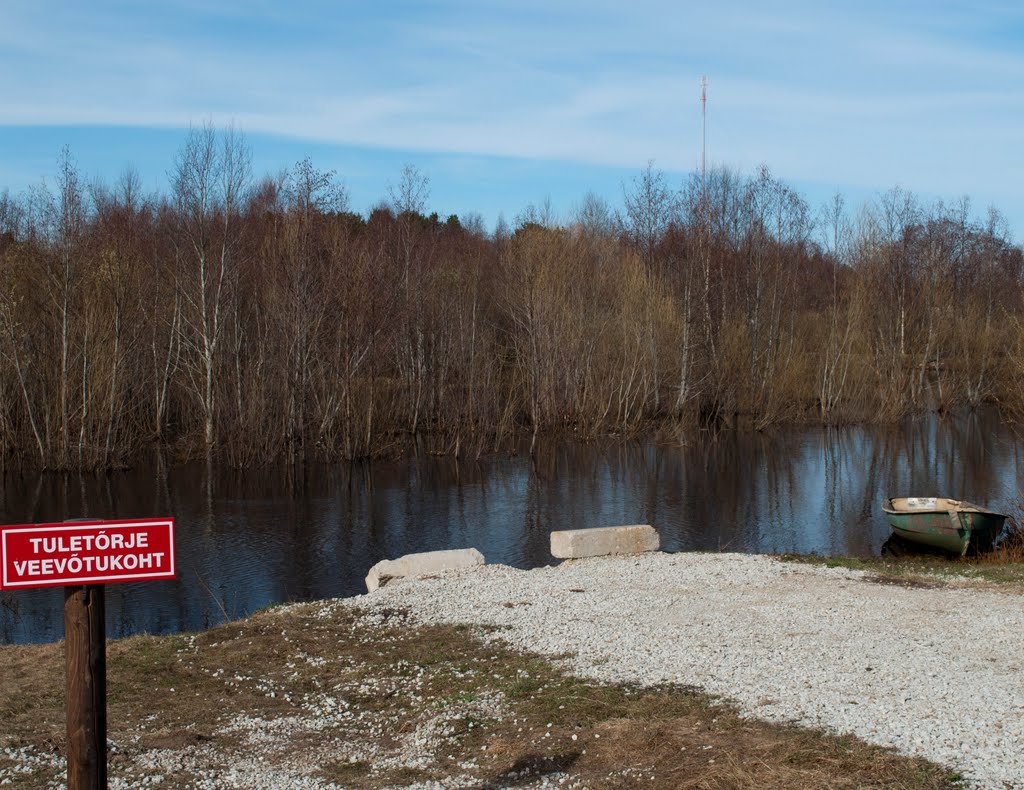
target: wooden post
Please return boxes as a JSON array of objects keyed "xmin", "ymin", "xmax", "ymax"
[{"xmin": 64, "ymin": 584, "xmax": 106, "ymax": 790}]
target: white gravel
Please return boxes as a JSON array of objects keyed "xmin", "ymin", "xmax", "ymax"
[{"xmin": 350, "ymin": 552, "xmax": 1024, "ymax": 790}]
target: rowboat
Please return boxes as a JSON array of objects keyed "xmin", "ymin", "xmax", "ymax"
[{"xmin": 882, "ymin": 497, "xmax": 1006, "ymax": 556}]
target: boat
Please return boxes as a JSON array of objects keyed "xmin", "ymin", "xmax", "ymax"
[{"xmin": 882, "ymin": 497, "xmax": 1006, "ymax": 556}]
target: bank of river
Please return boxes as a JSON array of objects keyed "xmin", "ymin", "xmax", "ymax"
[
  {"xmin": 356, "ymin": 552, "xmax": 1023, "ymax": 789},
  {"xmin": 4, "ymin": 407, "xmax": 1023, "ymax": 645},
  {"xmin": 2, "ymin": 552, "xmax": 1020, "ymax": 788}
]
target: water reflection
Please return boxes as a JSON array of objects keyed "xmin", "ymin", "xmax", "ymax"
[{"xmin": 2, "ymin": 409, "xmax": 1020, "ymax": 644}]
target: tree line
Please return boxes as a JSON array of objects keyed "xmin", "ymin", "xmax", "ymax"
[{"xmin": 0, "ymin": 125, "xmax": 1021, "ymax": 469}]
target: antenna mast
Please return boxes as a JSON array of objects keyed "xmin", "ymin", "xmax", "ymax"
[{"xmin": 700, "ymin": 75, "xmax": 708, "ymax": 191}]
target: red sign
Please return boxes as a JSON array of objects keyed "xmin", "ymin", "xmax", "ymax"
[{"xmin": 0, "ymin": 518, "xmax": 175, "ymax": 590}]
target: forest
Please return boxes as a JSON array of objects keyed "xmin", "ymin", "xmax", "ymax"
[{"xmin": 0, "ymin": 125, "xmax": 1022, "ymax": 470}]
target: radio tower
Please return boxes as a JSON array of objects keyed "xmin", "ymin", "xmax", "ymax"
[{"xmin": 700, "ymin": 75, "xmax": 708, "ymax": 191}]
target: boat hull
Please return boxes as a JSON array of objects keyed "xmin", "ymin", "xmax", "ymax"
[{"xmin": 882, "ymin": 498, "xmax": 1005, "ymax": 556}]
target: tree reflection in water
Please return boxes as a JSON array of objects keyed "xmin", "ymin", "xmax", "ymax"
[{"xmin": 1, "ymin": 408, "xmax": 1018, "ymax": 644}]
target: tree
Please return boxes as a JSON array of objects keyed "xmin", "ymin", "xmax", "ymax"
[
  {"xmin": 389, "ymin": 164, "xmax": 432, "ymax": 434},
  {"xmin": 621, "ymin": 162, "xmax": 677, "ymax": 411},
  {"xmin": 48, "ymin": 147, "xmax": 88, "ymax": 466},
  {"xmin": 171, "ymin": 123, "xmax": 251, "ymax": 452},
  {"xmin": 621, "ymin": 161, "xmax": 674, "ymax": 274},
  {"xmin": 90, "ymin": 167, "xmax": 149, "ymax": 465},
  {"xmin": 816, "ymin": 191, "xmax": 858, "ymax": 420},
  {"xmin": 278, "ymin": 157, "xmax": 347, "ymax": 461}
]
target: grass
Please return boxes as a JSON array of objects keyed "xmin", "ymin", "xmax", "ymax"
[
  {"xmin": 777, "ymin": 545, "xmax": 1024, "ymax": 589},
  {"xmin": 0, "ymin": 601, "xmax": 961, "ymax": 789}
]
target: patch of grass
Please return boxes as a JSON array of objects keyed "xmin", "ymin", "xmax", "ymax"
[
  {"xmin": 318, "ymin": 758, "xmax": 372, "ymax": 782},
  {"xmin": 0, "ymin": 602, "xmax": 961, "ymax": 789},
  {"xmin": 777, "ymin": 552, "xmax": 1024, "ymax": 590},
  {"xmin": 0, "ymin": 640, "xmax": 65, "ymax": 761}
]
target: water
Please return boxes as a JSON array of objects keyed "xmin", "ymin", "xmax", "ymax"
[{"xmin": 2, "ymin": 409, "xmax": 1021, "ymax": 644}]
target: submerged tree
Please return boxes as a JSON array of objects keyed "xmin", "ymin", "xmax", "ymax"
[
  {"xmin": 171, "ymin": 123, "xmax": 252, "ymax": 454},
  {"xmin": 0, "ymin": 140, "xmax": 1021, "ymax": 470}
]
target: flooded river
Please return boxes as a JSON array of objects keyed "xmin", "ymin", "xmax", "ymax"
[{"xmin": 2, "ymin": 409, "xmax": 1021, "ymax": 644}]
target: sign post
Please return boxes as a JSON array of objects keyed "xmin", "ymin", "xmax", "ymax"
[
  {"xmin": 65, "ymin": 584, "xmax": 106, "ymax": 789},
  {"xmin": 1, "ymin": 518, "xmax": 175, "ymax": 790}
]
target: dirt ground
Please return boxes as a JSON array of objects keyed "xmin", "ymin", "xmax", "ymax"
[{"xmin": 0, "ymin": 601, "xmax": 958, "ymax": 789}]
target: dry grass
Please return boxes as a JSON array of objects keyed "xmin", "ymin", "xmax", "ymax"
[
  {"xmin": 779, "ymin": 547, "xmax": 1024, "ymax": 591},
  {"xmin": 0, "ymin": 603, "xmax": 960, "ymax": 789}
]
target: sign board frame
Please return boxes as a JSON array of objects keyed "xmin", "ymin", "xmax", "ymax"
[{"xmin": 0, "ymin": 518, "xmax": 176, "ymax": 590}]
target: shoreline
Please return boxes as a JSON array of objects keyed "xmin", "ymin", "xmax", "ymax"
[
  {"xmin": 2, "ymin": 551, "xmax": 1020, "ymax": 787},
  {"xmin": 352, "ymin": 552, "xmax": 1024, "ymax": 789}
]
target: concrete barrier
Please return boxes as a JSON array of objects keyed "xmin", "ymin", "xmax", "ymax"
[
  {"xmin": 365, "ymin": 548, "xmax": 485, "ymax": 592},
  {"xmin": 550, "ymin": 525, "xmax": 660, "ymax": 559}
]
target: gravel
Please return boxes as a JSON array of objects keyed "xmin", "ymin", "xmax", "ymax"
[{"xmin": 349, "ymin": 552, "xmax": 1024, "ymax": 790}]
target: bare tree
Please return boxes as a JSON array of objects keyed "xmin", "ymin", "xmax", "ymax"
[
  {"xmin": 621, "ymin": 161, "xmax": 676, "ymax": 273},
  {"xmin": 4, "ymin": 133, "xmax": 1024, "ymax": 469},
  {"xmin": 46, "ymin": 147, "xmax": 88, "ymax": 466},
  {"xmin": 621, "ymin": 162, "xmax": 677, "ymax": 411},
  {"xmin": 279, "ymin": 158, "xmax": 348, "ymax": 461},
  {"xmin": 817, "ymin": 191, "xmax": 857, "ymax": 420},
  {"xmin": 389, "ymin": 164, "xmax": 432, "ymax": 435},
  {"xmin": 574, "ymin": 191, "xmax": 614, "ymax": 239},
  {"xmin": 171, "ymin": 123, "xmax": 251, "ymax": 452},
  {"xmin": 90, "ymin": 167, "xmax": 150, "ymax": 465}
]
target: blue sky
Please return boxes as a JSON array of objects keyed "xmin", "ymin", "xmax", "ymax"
[{"xmin": 2, "ymin": 0, "xmax": 1023, "ymax": 238}]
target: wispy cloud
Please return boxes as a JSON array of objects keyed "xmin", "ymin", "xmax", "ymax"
[{"xmin": 1, "ymin": 0, "xmax": 1023, "ymax": 228}]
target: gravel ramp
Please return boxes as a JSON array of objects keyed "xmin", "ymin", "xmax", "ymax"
[{"xmin": 351, "ymin": 552, "xmax": 1024, "ymax": 789}]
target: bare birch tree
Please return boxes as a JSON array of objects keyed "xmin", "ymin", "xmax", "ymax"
[{"xmin": 171, "ymin": 123, "xmax": 251, "ymax": 453}]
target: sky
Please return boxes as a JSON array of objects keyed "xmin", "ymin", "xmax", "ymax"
[{"xmin": 2, "ymin": 0, "xmax": 1023, "ymax": 239}]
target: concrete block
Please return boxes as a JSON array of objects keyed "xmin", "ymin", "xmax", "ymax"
[
  {"xmin": 365, "ymin": 548, "xmax": 485, "ymax": 592},
  {"xmin": 550, "ymin": 525, "xmax": 660, "ymax": 559}
]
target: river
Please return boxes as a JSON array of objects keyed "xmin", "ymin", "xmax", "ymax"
[{"xmin": 2, "ymin": 408, "xmax": 1021, "ymax": 644}]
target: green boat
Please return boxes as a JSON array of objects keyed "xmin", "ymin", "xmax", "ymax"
[{"xmin": 882, "ymin": 497, "xmax": 1006, "ymax": 556}]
